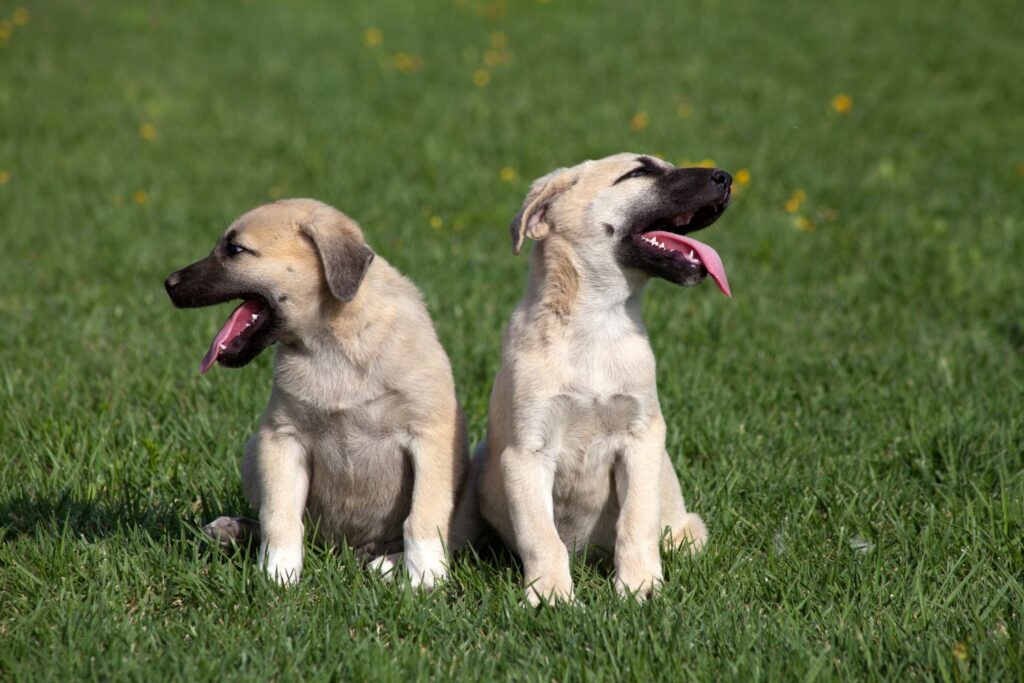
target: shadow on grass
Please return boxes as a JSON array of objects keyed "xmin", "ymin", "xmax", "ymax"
[{"xmin": 0, "ymin": 490, "xmax": 186, "ymax": 542}]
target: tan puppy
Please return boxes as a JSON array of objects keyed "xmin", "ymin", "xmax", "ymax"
[
  {"xmin": 476, "ymin": 154, "xmax": 731, "ymax": 604},
  {"xmin": 165, "ymin": 199, "xmax": 475, "ymax": 588}
]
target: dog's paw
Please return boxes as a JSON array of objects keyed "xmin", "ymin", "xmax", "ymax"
[
  {"xmin": 259, "ymin": 541, "xmax": 303, "ymax": 586},
  {"xmin": 404, "ymin": 538, "xmax": 448, "ymax": 591},
  {"xmin": 203, "ymin": 516, "xmax": 259, "ymax": 549},
  {"xmin": 368, "ymin": 552, "xmax": 403, "ymax": 581},
  {"xmin": 614, "ymin": 546, "xmax": 663, "ymax": 601},
  {"xmin": 613, "ymin": 566, "xmax": 663, "ymax": 602},
  {"xmin": 524, "ymin": 570, "xmax": 575, "ymax": 607},
  {"xmin": 668, "ymin": 512, "xmax": 708, "ymax": 555}
]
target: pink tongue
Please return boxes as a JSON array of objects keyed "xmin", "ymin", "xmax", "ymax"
[
  {"xmin": 646, "ymin": 230, "xmax": 732, "ymax": 297},
  {"xmin": 199, "ymin": 300, "xmax": 264, "ymax": 374}
]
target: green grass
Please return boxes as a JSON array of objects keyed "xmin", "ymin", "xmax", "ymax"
[{"xmin": 2, "ymin": 0, "xmax": 1022, "ymax": 680}]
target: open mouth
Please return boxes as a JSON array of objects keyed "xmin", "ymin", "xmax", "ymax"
[
  {"xmin": 630, "ymin": 202, "xmax": 731, "ymax": 297},
  {"xmin": 199, "ymin": 297, "xmax": 274, "ymax": 374}
]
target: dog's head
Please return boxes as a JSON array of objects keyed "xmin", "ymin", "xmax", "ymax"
[
  {"xmin": 511, "ymin": 153, "xmax": 732, "ymax": 296},
  {"xmin": 165, "ymin": 199, "xmax": 374, "ymax": 373}
]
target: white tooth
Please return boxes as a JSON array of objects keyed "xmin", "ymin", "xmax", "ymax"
[
  {"xmin": 251, "ymin": 314, "xmax": 258, "ymax": 321},
  {"xmin": 219, "ymin": 343, "xmax": 226, "ymax": 350}
]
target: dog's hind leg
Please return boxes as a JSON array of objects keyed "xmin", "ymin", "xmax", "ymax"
[
  {"xmin": 202, "ymin": 434, "xmax": 265, "ymax": 551},
  {"xmin": 658, "ymin": 452, "xmax": 708, "ymax": 554},
  {"xmin": 367, "ymin": 552, "xmax": 404, "ymax": 580},
  {"xmin": 204, "ymin": 516, "xmax": 260, "ymax": 549}
]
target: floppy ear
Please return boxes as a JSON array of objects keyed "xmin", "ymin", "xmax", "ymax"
[
  {"xmin": 301, "ymin": 211, "xmax": 375, "ymax": 302},
  {"xmin": 509, "ymin": 168, "xmax": 578, "ymax": 255}
]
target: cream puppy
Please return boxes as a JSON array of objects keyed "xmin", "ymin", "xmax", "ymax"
[
  {"xmin": 476, "ymin": 154, "xmax": 729, "ymax": 604},
  {"xmin": 165, "ymin": 199, "xmax": 477, "ymax": 588}
]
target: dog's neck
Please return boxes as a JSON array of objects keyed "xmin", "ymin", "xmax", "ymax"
[
  {"xmin": 277, "ymin": 261, "xmax": 394, "ymax": 369},
  {"xmin": 526, "ymin": 238, "xmax": 646, "ymax": 329}
]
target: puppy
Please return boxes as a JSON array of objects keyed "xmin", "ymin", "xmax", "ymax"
[
  {"xmin": 476, "ymin": 154, "xmax": 730, "ymax": 604},
  {"xmin": 165, "ymin": 199, "xmax": 475, "ymax": 588}
]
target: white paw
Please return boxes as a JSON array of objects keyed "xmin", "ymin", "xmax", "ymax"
[
  {"xmin": 613, "ymin": 569, "xmax": 663, "ymax": 601},
  {"xmin": 524, "ymin": 568, "xmax": 575, "ymax": 607},
  {"xmin": 369, "ymin": 552, "xmax": 403, "ymax": 581},
  {"xmin": 667, "ymin": 511, "xmax": 708, "ymax": 557},
  {"xmin": 614, "ymin": 549, "xmax": 663, "ymax": 601},
  {"xmin": 404, "ymin": 538, "xmax": 448, "ymax": 591},
  {"xmin": 259, "ymin": 541, "xmax": 303, "ymax": 586}
]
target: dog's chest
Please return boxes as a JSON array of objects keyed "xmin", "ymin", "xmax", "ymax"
[
  {"xmin": 275, "ymin": 349, "xmax": 385, "ymax": 413},
  {"xmin": 528, "ymin": 322, "xmax": 658, "ymax": 502},
  {"xmin": 548, "ymin": 319, "xmax": 654, "ymax": 390},
  {"xmin": 522, "ymin": 318, "xmax": 657, "ymax": 446},
  {"xmin": 538, "ymin": 392, "xmax": 645, "ymax": 444}
]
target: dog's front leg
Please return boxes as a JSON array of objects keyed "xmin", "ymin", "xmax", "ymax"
[
  {"xmin": 245, "ymin": 428, "xmax": 310, "ymax": 585},
  {"xmin": 402, "ymin": 426, "xmax": 461, "ymax": 590},
  {"xmin": 613, "ymin": 419, "xmax": 666, "ymax": 600},
  {"xmin": 502, "ymin": 447, "xmax": 574, "ymax": 606}
]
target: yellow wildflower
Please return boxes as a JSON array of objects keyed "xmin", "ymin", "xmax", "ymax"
[
  {"xmin": 12, "ymin": 8, "xmax": 29, "ymax": 26},
  {"xmin": 793, "ymin": 215, "xmax": 814, "ymax": 231},
  {"xmin": 485, "ymin": 0, "xmax": 508, "ymax": 19},
  {"xmin": 499, "ymin": 166, "xmax": 517, "ymax": 183},
  {"xmin": 0, "ymin": 20, "xmax": 12, "ymax": 41},
  {"xmin": 429, "ymin": 216, "xmax": 443, "ymax": 230},
  {"xmin": 952, "ymin": 642, "xmax": 967, "ymax": 661},
  {"xmin": 362, "ymin": 27, "xmax": 382, "ymax": 47},
  {"xmin": 139, "ymin": 123, "xmax": 157, "ymax": 140},
  {"xmin": 831, "ymin": 93, "xmax": 853, "ymax": 114},
  {"xmin": 785, "ymin": 190, "xmax": 806, "ymax": 213},
  {"xmin": 489, "ymin": 31, "xmax": 508, "ymax": 49},
  {"xmin": 0, "ymin": 170, "xmax": 9, "ymax": 185},
  {"xmin": 134, "ymin": 190, "xmax": 149, "ymax": 205},
  {"xmin": 735, "ymin": 169, "xmax": 751, "ymax": 186},
  {"xmin": 473, "ymin": 69, "xmax": 490, "ymax": 87},
  {"xmin": 629, "ymin": 112, "xmax": 649, "ymax": 132},
  {"xmin": 484, "ymin": 49, "xmax": 502, "ymax": 68},
  {"xmin": 1015, "ymin": 163, "xmax": 1024, "ymax": 177},
  {"xmin": 392, "ymin": 52, "xmax": 421, "ymax": 72},
  {"xmin": 694, "ymin": 158, "xmax": 716, "ymax": 168}
]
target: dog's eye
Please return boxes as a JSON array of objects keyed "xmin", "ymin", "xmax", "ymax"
[
  {"xmin": 619, "ymin": 167, "xmax": 652, "ymax": 182},
  {"xmin": 226, "ymin": 243, "xmax": 246, "ymax": 257}
]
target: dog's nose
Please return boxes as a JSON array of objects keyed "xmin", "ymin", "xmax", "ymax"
[
  {"xmin": 710, "ymin": 170, "xmax": 732, "ymax": 188},
  {"xmin": 165, "ymin": 271, "xmax": 182, "ymax": 293}
]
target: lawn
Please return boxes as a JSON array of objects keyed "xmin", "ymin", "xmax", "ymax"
[{"xmin": 1, "ymin": 0, "xmax": 1022, "ymax": 680}]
